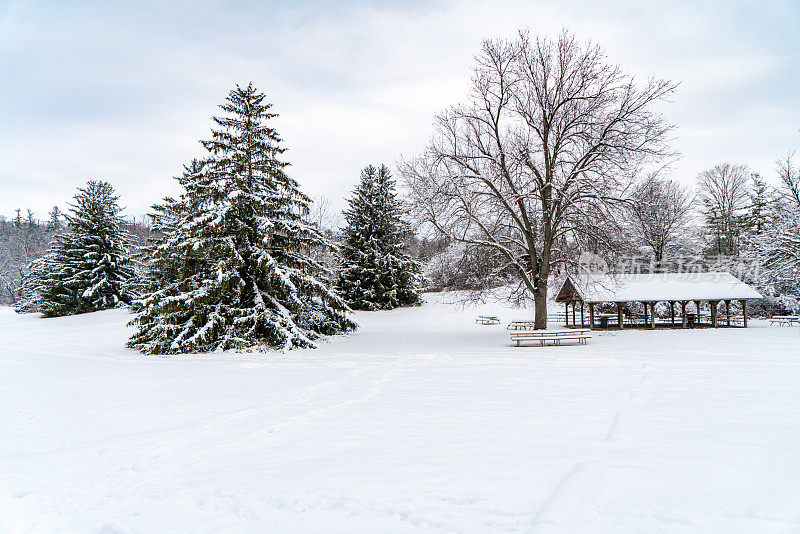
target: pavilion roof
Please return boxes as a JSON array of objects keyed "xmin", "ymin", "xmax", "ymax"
[{"xmin": 556, "ymin": 271, "xmax": 762, "ymax": 303}]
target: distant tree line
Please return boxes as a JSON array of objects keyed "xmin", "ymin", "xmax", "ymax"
[{"xmin": 417, "ymin": 153, "xmax": 800, "ymax": 315}]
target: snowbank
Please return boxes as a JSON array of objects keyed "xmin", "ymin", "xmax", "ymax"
[{"xmin": 1, "ymin": 297, "xmax": 799, "ymax": 532}]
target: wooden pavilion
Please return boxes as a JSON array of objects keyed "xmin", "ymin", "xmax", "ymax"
[{"xmin": 554, "ymin": 272, "xmax": 762, "ymax": 329}]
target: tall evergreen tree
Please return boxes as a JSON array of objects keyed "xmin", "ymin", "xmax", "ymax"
[
  {"xmin": 129, "ymin": 83, "xmax": 354, "ymax": 354},
  {"xmin": 35, "ymin": 180, "xmax": 135, "ymax": 317},
  {"xmin": 337, "ymin": 164, "xmax": 422, "ymax": 310}
]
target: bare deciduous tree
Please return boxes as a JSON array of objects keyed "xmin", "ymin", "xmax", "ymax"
[
  {"xmin": 627, "ymin": 172, "xmax": 695, "ymax": 264},
  {"xmin": 401, "ymin": 30, "xmax": 676, "ymax": 328},
  {"xmin": 310, "ymin": 194, "xmax": 342, "ymax": 232},
  {"xmin": 696, "ymin": 163, "xmax": 751, "ymax": 256},
  {"xmin": 768, "ymin": 153, "xmax": 800, "ymax": 276},
  {"xmin": 777, "ymin": 153, "xmax": 800, "ymax": 210}
]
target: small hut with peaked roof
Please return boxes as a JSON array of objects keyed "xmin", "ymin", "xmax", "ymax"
[{"xmin": 555, "ymin": 272, "xmax": 761, "ymax": 329}]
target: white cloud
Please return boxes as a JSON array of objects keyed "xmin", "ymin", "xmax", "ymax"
[{"xmin": 0, "ymin": 0, "xmax": 798, "ymax": 220}]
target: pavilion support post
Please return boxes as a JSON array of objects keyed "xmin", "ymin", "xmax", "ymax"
[
  {"xmin": 740, "ymin": 299, "xmax": 748, "ymax": 327},
  {"xmin": 725, "ymin": 299, "xmax": 731, "ymax": 327},
  {"xmin": 711, "ymin": 300, "xmax": 719, "ymax": 328},
  {"xmin": 617, "ymin": 302, "xmax": 624, "ymax": 330},
  {"xmin": 680, "ymin": 301, "xmax": 687, "ymax": 328},
  {"xmin": 589, "ymin": 304, "xmax": 595, "ymax": 330},
  {"xmin": 670, "ymin": 301, "xmax": 675, "ymax": 326},
  {"xmin": 580, "ymin": 301, "xmax": 585, "ymax": 327},
  {"xmin": 649, "ymin": 302, "xmax": 656, "ymax": 329},
  {"xmin": 565, "ymin": 302, "xmax": 569, "ymax": 327},
  {"xmin": 572, "ymin": 301, "xmax": 576, "ymax": 328},
  {"xmin": 643, "ymin": 302, "xmax": 648, "ymax": 325},
  {"xmin": 695, "ymin": 301, "xmax": 701, "ymax": 326}
]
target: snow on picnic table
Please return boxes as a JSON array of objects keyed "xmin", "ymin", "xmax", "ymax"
[{"xmin": 1, "ymin": 293, "xmax": 799, "ymax": 533}]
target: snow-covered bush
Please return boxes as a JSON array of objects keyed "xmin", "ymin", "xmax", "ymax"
[{"xmin": 747, "ymin": 294, "xmax": 800, "ymax": 318}]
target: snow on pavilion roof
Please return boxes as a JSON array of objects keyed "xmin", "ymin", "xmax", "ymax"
[{"xmin": 559, "ymin": 271, "xmax": 762, "ymax": 303}]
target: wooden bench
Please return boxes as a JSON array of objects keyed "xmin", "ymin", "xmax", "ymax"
[
  {"xmin": 510, "ymin": 329, "xmax": 591, "ymax": 347},
  {"xmin": 769, "ymin": 316, "xmax": 800, "ymax": 326},
  {"xmin": 476, "ymin": 315, "xmax": 500, "ymax": 325}
]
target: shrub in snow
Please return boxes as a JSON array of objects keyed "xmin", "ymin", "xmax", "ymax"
[
  {"xmin": 423, "ymin": 242, "xmax": 514, "ymax": 292},
  {"xmin": 27, "ymin": 181, "xmax": 134, "ymax": 317},
  {"xmin": 336, "ymin": 165, "xmax": 422, "ymax": 310},
  {"xmin": 129, "ymin": 83, "xmax": 355, "ymax": 354},
  {"xmin": 747, "ymin": 294, "xmax": 800, "ymax": 317},
  {"xmin": 774, "ymin": 295, "xmax": 800, "ymax": 314},
  {"xmin": 423, "ymin": 244, "xmax": 464, "ymax": 290}
]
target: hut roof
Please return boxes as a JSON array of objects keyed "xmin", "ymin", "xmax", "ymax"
[{"xmin": 556, "ymin": 271, "xmax": 762, "ymax": 303}]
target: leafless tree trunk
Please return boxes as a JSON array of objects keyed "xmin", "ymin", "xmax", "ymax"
[{"xmin": 401, "ymin": 30, "xmax": 676, "ymax": 328}]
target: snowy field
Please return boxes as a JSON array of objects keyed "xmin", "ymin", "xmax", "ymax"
[{"xmin": 1, "ymin": 293, "xmax": 800, "ymax": 533}]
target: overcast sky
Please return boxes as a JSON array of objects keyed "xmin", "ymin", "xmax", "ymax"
[{"xmin": 1, "ymin": 0, "xmax": 798, "ymax": 221}]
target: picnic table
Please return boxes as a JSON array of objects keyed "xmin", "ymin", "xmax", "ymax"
[
  {"xmin": 769, "ymin": 315, "xmax": 800, "ymax": 326},
  {"xmin": 510, "ymin": 328, "xmax": 591, "ymax": 347},
  {"xmin": 475, "ymin": 315, "xmax": 500, "ymax": 325},
  {"xmin": 507, "ymin": 315, "xmax": 566, "ymax": 330},
  {"xmin": 507, "ymin": 320, "xmax": 536, "ymax": 330}
]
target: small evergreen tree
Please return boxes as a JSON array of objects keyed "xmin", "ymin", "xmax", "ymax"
[
  {"xmin": 15, "ymin": 253, "xmax": 53, "ymax": 313},
  {"xmin": 129, "ymin": 83, "xmax": 354, "ymax": 354},
  {"xmin": 48, "ymin": 206, "xmax": 63, "ymax": 230},
  {"xmin": 746, "ymin": 173, "xmax": 774, "ymax": 235},
  {"xmin": 35, "ymin": 181, "xmax": 135, "ymax": 317},
  {"xmin": 337, "ymin": 164, "xmax": 422, "ymax": 310},
  {"xmin": 2, "ymin": 208, "xmax": 59, "ymax": 307}
]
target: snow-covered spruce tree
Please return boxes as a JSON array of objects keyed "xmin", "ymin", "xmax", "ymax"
[
  {"xmin": 128, "ymin": 83, "xmax": 354, "ymax": 354},
  {"xmin": 337, "ymin": 164, "xmax": 422, "ymax": 310},
  {"xmin": 14, "ymin": 252, "xmax": 54, "ymax": 313},
  {"xmin": 35, "ymin": 181, "xmax": 135, "ymax": 317}
]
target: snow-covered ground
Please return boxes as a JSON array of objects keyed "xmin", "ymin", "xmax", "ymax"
[{"xmin": 1, "ymin": 293, "xmax": 799, "ymax": 533}]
